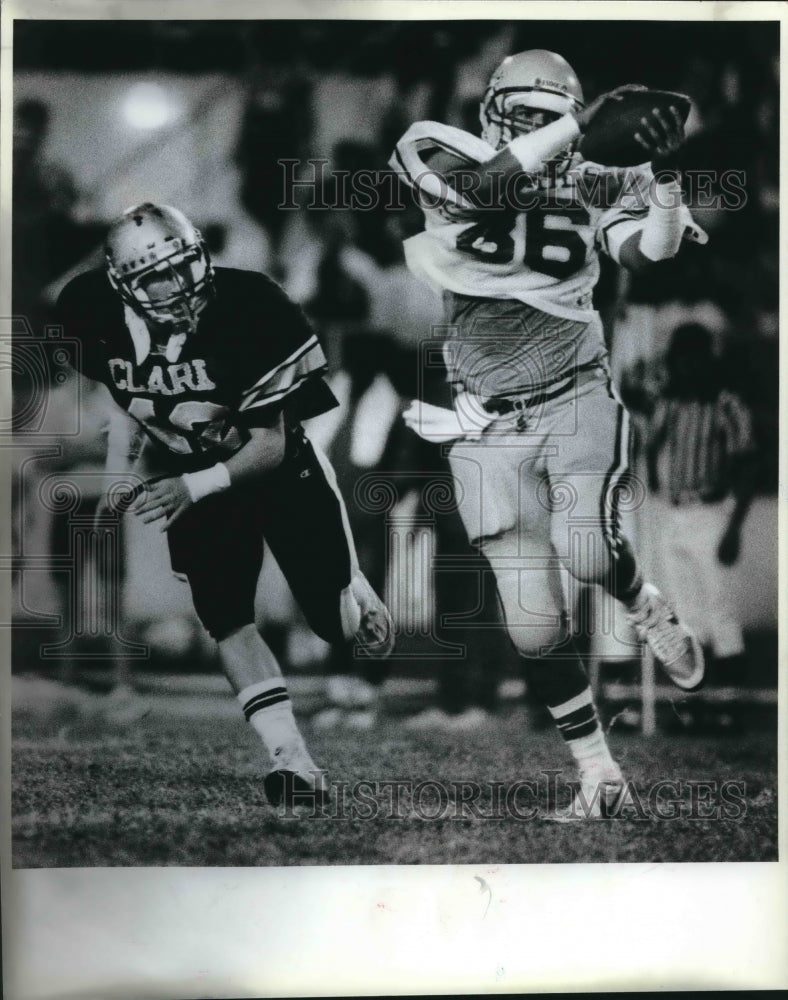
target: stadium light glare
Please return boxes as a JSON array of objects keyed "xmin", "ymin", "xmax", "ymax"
[{"xmin": 123, "ymin": 82, "xmax": 178, "ymax": 130}]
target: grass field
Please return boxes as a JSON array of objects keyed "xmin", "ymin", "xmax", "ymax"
[{"xmin": 12, "ymin": 679, "xmax": 778, "ymax": 867}]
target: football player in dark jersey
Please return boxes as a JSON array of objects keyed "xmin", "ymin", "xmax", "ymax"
[{"xmin": 56, "ymin": 202, "xmax": 393, "ymax": 808}]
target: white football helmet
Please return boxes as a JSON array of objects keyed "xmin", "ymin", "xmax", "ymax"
[
  {"xmin": 105, "ymin": 203, "xmax": 214, "ymax": 331},
  {"xmin": 480, "ymin": 49, "xmax": 585, "ymax": 153}
]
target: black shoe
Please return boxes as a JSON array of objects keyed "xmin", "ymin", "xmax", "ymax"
[{"xmin": 264, "ymin": 769, "xmax": 329, "ymax": 810}]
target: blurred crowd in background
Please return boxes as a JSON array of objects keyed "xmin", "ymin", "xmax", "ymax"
[{"xmin": 11, "ymin": 20, "xmax": 779, "ymax": 732}]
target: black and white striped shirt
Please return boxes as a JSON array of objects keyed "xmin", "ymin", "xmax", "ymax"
[{"xmin": 650, "ymin": 390, "xmax": 754, "ymax": 505}]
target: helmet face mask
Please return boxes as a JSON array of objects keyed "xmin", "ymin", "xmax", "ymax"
[
  {"xmin": 505, "ymin": 105, "xmax": 563, "ymax": 138},
  {"xmin": 105, "ymin": 203, "xmax": 214, "ymax": 333},
  {"xmin": 480, "ymin": 49, "xmax": 585, "ymax": 172}
]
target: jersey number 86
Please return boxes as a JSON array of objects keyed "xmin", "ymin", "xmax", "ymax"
[{"xmin": 456, "ymin": 205, "xmax": 591, "ymax": 279}]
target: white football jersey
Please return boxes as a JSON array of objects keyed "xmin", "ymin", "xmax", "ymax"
[{"xmin": 390, "ymin": 121, "xmax": 700, "ymax": 322}]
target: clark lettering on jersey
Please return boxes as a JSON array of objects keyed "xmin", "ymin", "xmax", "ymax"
[
  {"xmin": 56, "ymin": 267, "xmax": 337, "ymax": 458},
  {"xmin": 109, "ymin": 358, "xmax": 217, "ymax": 395}
]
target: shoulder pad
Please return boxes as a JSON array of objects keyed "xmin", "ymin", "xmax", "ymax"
[{"xmin": 389, "ymin": 121, "xmax": 497, "ymax": 211}]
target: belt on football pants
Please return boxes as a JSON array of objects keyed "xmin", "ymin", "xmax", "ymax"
[{"xmin": 481, "ymin": 361, "xmax": 605, "ymax": 415}]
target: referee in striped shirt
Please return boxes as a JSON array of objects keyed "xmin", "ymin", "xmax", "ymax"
[{"xmin": 643, "ymin": 322, "xmax": 757, "ymax": 694}]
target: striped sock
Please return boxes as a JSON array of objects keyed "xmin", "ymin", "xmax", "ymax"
[
  {"xmin": 237, "ymin": 679, "xmax": 313, "ymax": 772},
  {"xmin": 547, "ymin": 689, "xmax": 618, "ymax": 777}
]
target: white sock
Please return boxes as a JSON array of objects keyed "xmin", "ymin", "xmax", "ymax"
[
  {"xmin": 547, "ymin": 689, "xmax": 619, "ymax": 778},
  {"xmin": 237, "ymin": 679, "xmax": 314, "ymax": 772},
  {"xmin": 570, "ymin": 730, "xmax": 621, "ymax": 779}
]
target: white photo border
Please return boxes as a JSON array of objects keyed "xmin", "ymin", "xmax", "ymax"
[{"xmin": 1, "ymin": 2, "xmax": 786, "ymax": 996}]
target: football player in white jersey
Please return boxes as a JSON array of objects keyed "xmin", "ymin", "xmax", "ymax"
[{"xmin": 391, "ymin": 50, "xmax": 707, "ymax": 818}]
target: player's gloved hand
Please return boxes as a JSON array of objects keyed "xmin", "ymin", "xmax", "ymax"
[
  {"xmin": 130, "ymin": 475, "xmax": 194, "ymax": 532},
  {"xmin": 573, "ymin": 83, "xmax": 648, "ymax": 134},
  {"xmin": 403, "ymin": 393, "xmax": 494, "ymax": 443},
  {"xmin": 717, "ymin": 525, "xmax": 741, "ymax": 566},
  {"xmin": 634, "ymin": 103, "xmax": 686, "ymax": 178}
]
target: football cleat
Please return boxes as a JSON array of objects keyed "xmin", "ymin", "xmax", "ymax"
[
  {"xmin": 545, "ymin": 768, "xmax": 627, "ymax": 822},
  {"xmin": 264, "ymin": 768, "xmax": 330, "ymax": 810},
  {"xmin": 105, "ymin": 202, "xmax": 214, "ymax": 333},
  {"xmin": 627, "ymin": 583, "xmax": 705, "ymax": 691}
]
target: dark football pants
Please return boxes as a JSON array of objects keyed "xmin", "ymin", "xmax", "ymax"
[{"xmin": 166, "ymin": 428, "xmax": 359, "ymax": 643}]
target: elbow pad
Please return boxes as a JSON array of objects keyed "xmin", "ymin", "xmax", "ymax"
[
  {"xmin": 638, "ymin": 179, "xmax": 684, "ymax": 261},
  {"xmin": 507, "ymin": 115, "xmax": 581, "ymax": 173}
]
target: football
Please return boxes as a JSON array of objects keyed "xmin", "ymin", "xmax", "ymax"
[{"xmin": 579, "ymin": 89, "xmax": 692, "ymax": 167}]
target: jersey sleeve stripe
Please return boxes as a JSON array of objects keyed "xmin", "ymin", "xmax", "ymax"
[
  {"xmin": 238, "ymin": 370, "xmax": 321, "ymax": 412},
  {"xmin": 239, "ymin": 360, "xmax": 326, "ymax": 410},
  {"xmin": 238, "ymin": 343, "xmax": 327, "ymax": 411},
  {"xmin": 598, "ymin": 218, "xmax": 643, "ymax": 260},
  {"xmin": 599, "ymin": 211, "xmax": 649, "ymax": 236},
  {"xmin": 241, "ymin": 334, "xmax": 321, "ymax": 395}
]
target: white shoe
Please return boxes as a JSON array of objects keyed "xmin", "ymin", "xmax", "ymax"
[
  {"xmin": 546, "ymin": 767, "xmax": 627, "ymax": 822},
  {"xmin": 627, "ymin": 583, "xmax": 705, "ymax": 691}
]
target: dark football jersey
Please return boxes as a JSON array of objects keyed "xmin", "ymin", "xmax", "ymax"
[{"xmin": 56, "ymin": 267, "xmax": 338, "ymax": 466}]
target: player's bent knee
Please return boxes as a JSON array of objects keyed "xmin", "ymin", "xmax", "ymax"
[
  {"xmin": 557, "ymin": 550, "xmax": 611, "ymax": 586},
  {"xmin": 501, "ymin": 606, "xmax": 566, "ymax": 658},
  {"xmin": 506, "ymin": 621, "xmax": 566, "ymax": 659}
]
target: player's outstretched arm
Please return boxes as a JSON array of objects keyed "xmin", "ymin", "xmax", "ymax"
[
  {"xmin": 616, "ymin": 176, "xmax": 684, "ymax": 272},
  {"xmin": 417, "ymin": 85, "xmax": 655, "ymax": 213},
  {"xmin": 613, "ymin": 103, "xmax": 698, "ymax": 272},
  {"xmin": 482, "ymin": 85, "xmax": 650, "ymax": 179}
]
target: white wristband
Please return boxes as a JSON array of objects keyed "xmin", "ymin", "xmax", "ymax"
[
  {"xmin": 639, "ymin": 180, "xmax": 684, "ymax": 261},
  {"xmin": 507, "ymin": 114, "xmax": 580, "ymax": 173},
  {"xmin": 182, "ymin": 462, "xmax": 231, "ymax": 503}
]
